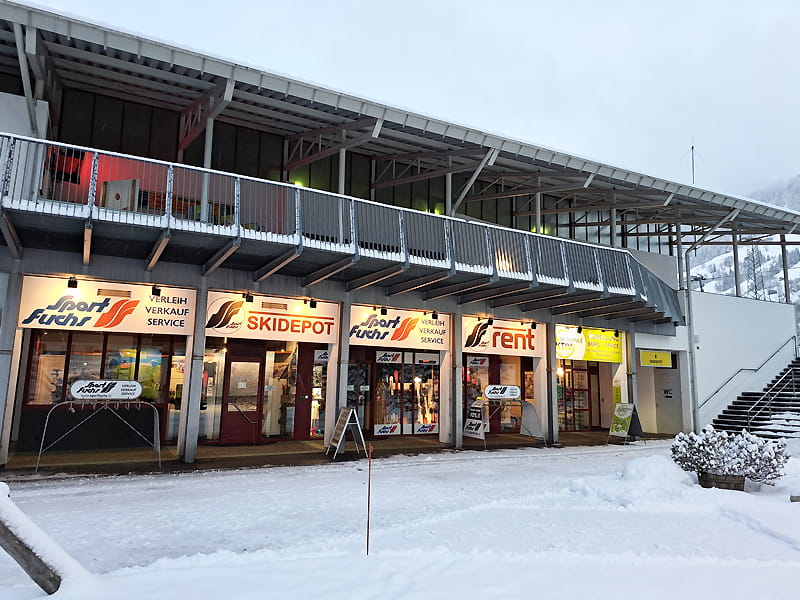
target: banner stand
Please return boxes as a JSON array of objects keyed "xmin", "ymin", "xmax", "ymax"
[
  {"xmin": 326, "ymin": 407, "xmax": 367, "ymax": 460},
  {"xmin": 607, "ymin": 403, "xmax": 645, "ymax": 445}
]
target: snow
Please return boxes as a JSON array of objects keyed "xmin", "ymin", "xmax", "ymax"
[{"xmin": 1, "ymin": 441, "xmax": 800, "ymax": 599}]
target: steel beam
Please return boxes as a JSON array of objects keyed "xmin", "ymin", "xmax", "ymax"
[
  {"xmin": 423, "ymin": 277, "xmax": 493, "ymax": 301},
  {"xmin": 450, "ymin": 148, "xmax": 499, "ymax": 214},
  {"xmin": 254, "ymin": 247, "xmax": 303, "ymax": 282},
  {"xmin": 285, "ymin": 121, "xmax": 383, "ymax": 172},
  {"xmin": 178, "ymin": 78, "xmax": 234, "ymax": 152},
  {"xmin": 372, "ymin": 164, "xmax": 474, "ymax": 190},
  {"xmin": 522, "ymin": 292, "xmax": 600, "ymax": 312},
  {"xmin": 145, "ymin": 230, "xmax": 170, "ymax": 272},
  {"xmin": 458, "ymin": 282, "xmax": 532, "ymax": 304},
  {"xmin": 550, "ymin": 295, "xmax": 634, "ymax": 315},
  {"xmin": 578, "ymin": 302, "xmax": 647, "ymax": 318},
  {"xmin": 287, "ymin": 117, "xmax": 378, "ymax": 141},
  {"xmin": 386, "ymin": 271, "xmax": 452, "ymax": 296},
  {"xmin": 489, "ymin": 287, "xmax": 565, "ymax": 308},
  {"xmin": 303, "ymin": 255, "xmax": 359, "ymax": 287},
  {"xmin": 202, "ymin": 238, "xmax": 241, "ymax": 276},
  {"xmin": 346, "ymin": 264, "xmax": 408, "ymax": 291},
  {"xmin": 82, "ymin": 222, "xmax": 92, "ymax": 266},
  {"xmin": 0, "ymin": 213, "xmax": 22, "ymax": 259},
  {"xmin": 12, "ymin": 23, "xmax": 37, "ymax": 136}
]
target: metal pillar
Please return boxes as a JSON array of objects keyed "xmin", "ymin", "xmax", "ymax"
[
  {"xmin": 335, "ymin": 296, "xmax": 352, "ymax": 422},
  {"xmin": 545, "ymin": 321, "xmax": 559, "ymax": 445},
  {"xmin": 338, "ymin": 146, "xmax": 346, "ymax": 195},
  {"xmin": 0, "ymin": 264, "xmax": 22, "ymax": 466},
  {"xmin": 200, "ymin": 118, "xmax": 214, "ymax": 222},
  {"xmin": 781, "ymin": 234, "xmax": 791, "ymax": 303},
  {"xmin": 732, "ymin": 234, "xmax": 741, "ymax": 297},
  {"xmin": 180, "ymin": 276, "xmax": 208, "ymax": 463},
  {"xmin": 452, "ymin": 311, "xmax": 463, "ymax": 449},
  {"xmin": 445, "ymin": 162, "xmax": 453, "ymax": 217},
  {"xmin": 610, "ymin": 207, "xmax": 617, "ymax": 248},
  {"xmin": 534, "ymin": 189, "xmax": 542, "ymax": 233}
]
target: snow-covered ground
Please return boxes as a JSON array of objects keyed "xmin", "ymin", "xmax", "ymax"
[{"xmin": 2, "ymin": 440, "xmax": 800, "ymax": 599}]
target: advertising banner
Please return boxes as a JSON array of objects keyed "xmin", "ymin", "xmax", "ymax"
[
  {"xmin": 18, "ymin": 276, "xmax": 196, "ymax": 335},
  {"xmin": 69, "ymin": 379, "xmax": 143, "ymax": 401},
  {"xmin": 609, "ymin": 402, "xmax": 634, "ymax": 437},
  {"xmin": 462, "ymin": 317, "xmax": 543, "ymax": 357},
  {"xmin": 463, "ymin": 399, "xmax": 486, "ymax": 440},
  {"xmin": 206, "ymin": 292, "xmax": 338, "ymax": 343},
  {"xmin": 640, "ymin": 350, "xmax": 672, "ymax": 367},
  {"xmin": 349, "ymin": 306, "xmax": 450, "ymax": 350},
  {"xmin": 555, "ymin": 325, "xmax": 622, "ymax": 363}
]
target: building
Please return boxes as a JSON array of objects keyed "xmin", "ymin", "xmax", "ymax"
[{"xmin": 0, "ymin": 1, "xmax": 795, "ymax": 468}]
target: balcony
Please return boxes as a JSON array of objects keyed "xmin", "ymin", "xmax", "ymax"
[{"xmin": 0, "ymin": 133, "xmax": 682, "ymax": 325}]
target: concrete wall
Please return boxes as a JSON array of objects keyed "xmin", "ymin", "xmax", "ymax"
[
  {"xmin": 691, "ymin": 292, "xmax": 797, "ymax": 426},
  {"xmin": 628, "ymin": 248, "xmax": 679, "ymax": 289},
  {"xmin": 0, "ymin": 92, "xmax": 48, "ymax": 138}
]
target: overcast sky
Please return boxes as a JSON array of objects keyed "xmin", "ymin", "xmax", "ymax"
[{"xmin": 28, "ymin": 0, "xmax": 800, "ymax": 197}]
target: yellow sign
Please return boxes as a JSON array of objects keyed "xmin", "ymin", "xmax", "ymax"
[
  {"xmin": 640, "ymin": 350, "xmax": 672, "ymax": 367},
  {"xmin": 613, "ymin": 385, "xmax": 622, "ymax": 404},
  {"xmin": 555, "ymin": 325, "xmax": 622, "ymax": 363}
]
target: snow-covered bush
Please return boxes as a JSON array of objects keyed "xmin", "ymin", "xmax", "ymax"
[{"xmin": 671, "ymin": 425, "xmax": 789, "ymax": 485}]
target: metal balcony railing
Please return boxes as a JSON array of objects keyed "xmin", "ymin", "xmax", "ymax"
[{"xmin": 0, "ymin": 132, "xmax": 683, "ymax": 323}]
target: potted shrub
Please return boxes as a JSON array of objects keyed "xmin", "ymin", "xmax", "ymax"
[{"xmin": 671, "ymin": 425, "xmax": 789, "ymax": 491}]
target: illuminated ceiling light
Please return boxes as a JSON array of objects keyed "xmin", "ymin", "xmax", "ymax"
[
  {"xmin": 151, "ymin": 285, "xmax": 161, "ymax": 297},
  {"xmin": 380, "ymin": 307, "xmax": 388, "ymax": 316},
  {"xmin": 309, "ymin": 298, "xmax": 317, "ymax": 309},
  {"xmin": 556, "ymin": 366, "xmax": 565, "ymax": 378},
  {"xmin": 67, "ymin": 276, "xmax": 78, "ymax": 289},
  {"xmin": 244, "ymin": 293, "xmax": 254, "ymax": 303}
]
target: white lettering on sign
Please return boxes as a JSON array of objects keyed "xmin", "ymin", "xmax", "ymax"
[
  {"xmin": 18, "ymin": 276, "xmax": 196, "ymax": 335},
  {"xmin": 205, "ymin": 292, "xmax": 339, "ymax": 343}
]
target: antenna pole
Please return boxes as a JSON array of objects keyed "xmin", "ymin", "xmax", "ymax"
[{"xmin": 691, "ymin": 144, "xmax": 695, "ymax": 185}]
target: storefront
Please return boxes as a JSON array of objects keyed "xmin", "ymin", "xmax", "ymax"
[
  {"xmin": 555, "ymin": 325, "xmax": 624, "ymax": 432},
  {"xmin": 347, "ymin": 306, "xmax": 450, "ymax": 436},
  {"xmin": 202, "ymin": 292, "xmax": 337, "ymax": 444},
  {"xmin": 13, "ymin": 276, "xmax": 195, "ymax": 450},
  {"xmin": 462, "ymin": 317, "xmax": 543, "ymax": 433}
]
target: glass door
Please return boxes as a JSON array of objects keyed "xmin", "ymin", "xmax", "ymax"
[
  {"xmin": 220, "ymin": 359, "xmax": 264, "ymax": 444},
  {"xmin": 346, "ymin": 362, "xmax": 370, "ymax": 432}
]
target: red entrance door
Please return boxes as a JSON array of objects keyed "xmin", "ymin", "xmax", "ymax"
[{"xmin": 220, "ymin": 357, "xmax": 265, "ymax": 444}]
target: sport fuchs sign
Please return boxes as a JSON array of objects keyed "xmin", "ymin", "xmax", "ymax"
[
  {"xmin": 349, "ymin": 306, "xmax": 450, "ymax": 350},
  {"xmin": 205, "ymin": 292, "xmax": 338, "ymax": 343},
  {"xmin": 483, "ymin": 385, "xmax": 521, "ymax": 400},
  {"xmin": 70, "ymin": 379, "xmax": 143, "ymax": 400},
  {"xmin": 462, "ymin": 317, "xmax": 543, "ymax": 357},
  {"xmin": 18, "ymin": 276, "xmax": 196, "ymax": 335}
]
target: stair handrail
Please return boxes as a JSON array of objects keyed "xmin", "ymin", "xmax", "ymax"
[
  {"xmin": 746, "ymin": 365, "xmax": 799, "ymax": 431},
  {"xmin": 699, "ymin": 335, "xmax": 797, "ymax": 409}
]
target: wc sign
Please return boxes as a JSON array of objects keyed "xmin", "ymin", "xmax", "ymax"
[{"xmin": 483, "ymin": 385, "xmax": 521, "ymax": 400}]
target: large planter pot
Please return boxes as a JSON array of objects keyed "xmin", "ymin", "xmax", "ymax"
[{"xmin": 698, "ymin": 472, "xmax": 745, "ymax": 491}]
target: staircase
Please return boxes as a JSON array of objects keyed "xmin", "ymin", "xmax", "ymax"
[{"xmin": 712, "ymin": 358, "xmax": 800, "ymax": 439}]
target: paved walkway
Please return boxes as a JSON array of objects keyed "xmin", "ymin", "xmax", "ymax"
[{"xmin": 1, "ymin": 430, "xmax": 668, "ymax": 478}]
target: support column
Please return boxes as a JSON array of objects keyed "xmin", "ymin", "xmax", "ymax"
[
  {"xmin": 610, "ymin": 207, "xmax": 617, "ymax": 248},
  {"xmin": 545, "ymin": 321, "xmax": 558, "ymax": 445},
  {"xmin": 200, "ymin": 118, "xmax": 214, "ymax": 222},
  {"xmin": 534, "ymin": 190, "xmax": 542, "ymax": 233},
  {"xmin": 676, "ymin": 223, "xmax": 685, "ymax": 290},
  {"xmin": 335, "ymin": 296, "xmax": 352, "ymax": 434},
  {"xmin": 781, "ymin": 234, "xmax": 791, "ymax": 304},
  {"xmin": 732, "ymin": 234, "xmax": 741, "ymax": 297},
  {"xmin": 180, "ymin": 276, "xmax": 208, "ymax": 463},
  {"xmin": 338, "ymin": 140, "xmax": 346, "ymax": 195},
  {"xmin": 445, "ymin": 157, "xmax": 453, "ymax": 216},
  {"xmin": 452, "ymin": 311, "xmax": 463, "ymax": 449},
  {"xmin": 627, "ymin": 326, "xmax": 638, "ymax": 411},
  {"xmin": 0, "ymin": 263, "xmax": 22, "ymax": 466}
]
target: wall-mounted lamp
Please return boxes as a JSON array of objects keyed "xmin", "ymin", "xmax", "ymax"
[
  {"xmin": 309, "ymin": 299, "xmax": 317, "ymax": 309},
  {"xmin": 244, "ymin": 293, "xmax": 254, "ymax": 303},
  {"xmin": 151, "ymin": 285, "xmax": 161, "ymax": 297},
  {"xmin": 380, "ymin": 307, "xmax": 388, "ymax": 316},
  {"xmin": 614, "ymin": 330, "xmax": 620, "ymax": 338},
  {"xmin": 577, "ymin": 326, "xmax": 583, "ymax": 334},
  {"xmin": 431, "ymin": 311, "xmax": 438, "ymax": 320},
  {"xmin": 487, "ymin": 318, "xmax": 494, "ymax": 325},
  {"xmin": 530, "ymin": 321, "xmax": 537, "ymax": 330},
  {"xmin": 67, "ymin": 276, "xmax": 78, "ymax": 289}
]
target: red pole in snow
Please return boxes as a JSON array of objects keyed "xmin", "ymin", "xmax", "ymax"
[{"xmin": 366, "ymin": 443, "xmax": 374, "ymax": 556}]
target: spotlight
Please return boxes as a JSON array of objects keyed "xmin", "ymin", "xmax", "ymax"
[
  {"xmin": 309, "ymin": 299, "xmax": 317, "ymax": 309},
  {"xmin": 380, "ymin": 307, "xmax": 388, "ymax": 316},
  {"xmin": 67, "ymin": 276, "xmax": 78, "ymax": 289},
  {"xmin": 487, "ymin": 318, "xmax": 494, "ymax": 325},
  {"xmin": 614, "ymin": 330, "xmax": 620, "ymax": 338},
  {"xmin": 431, "ymin": 311, "xmax": 438, "ymax": 320},
  {"xmin": 577, "ymin": 326, "xmax": 583, "ymax": 334},
  {"xmin": 530, "ymin": 322, "xmax": 537, "ymax": 330},
  {"xmin": 244, "ymin": 293, "xmax": 254, "ymax": 303},
  {"xmin": 151, "ymin": 285, "xmax": 161, "ymax": 297}
]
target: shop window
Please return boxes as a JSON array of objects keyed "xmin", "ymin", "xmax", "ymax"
[
  {"xmin": 26, "ymin": 330, "xmax": 69, "ymax": 405},
  {"xmin": 104, "ymin": 334, "xmax": 137, "ymax": 381},
  {"xmin": 64, "ymin": 333, "xmax": 104, "ymax": 399},
  {"xmin": 263, "ymin": 342, "xmax": 298, "ymax": 438},
  {"xmin": 201, "ymin": 339, "xmax": 226, "ymax": 441},
  {"xmin": 166, "ymin": 340, "xmax": 186, "ymax": 442},
  {"xmin": 138, "ymin": 335, "xmax": 171, "ymax": 402},
  {"xmin": 500, "ymin": 357, "xmax": 521, "ymax": 432}
]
